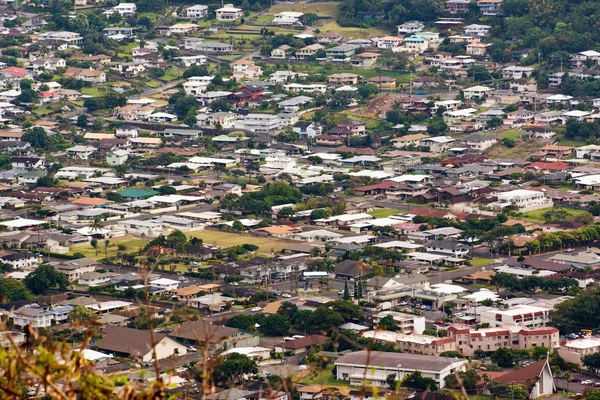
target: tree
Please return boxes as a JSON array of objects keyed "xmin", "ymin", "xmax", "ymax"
[
  {"xmin": 583, "ymin": 353, "xmax": 600, "ymax": 376},
  {"xmin": 22, "ymin": 127, "xmax": 51, "ymax": 150},
  {"xmin": 260, "ymin": 314, "xmax": 290, "ymax": 336},
  {"xmin": 305, "ymin": 307, "xmax": 344, "ymax": 334},
  {"xmin": 214, "ymin": 353, "xmax": 258, "ymax": 385},
  {"xmin": 158, "ymin": 185, "xmax": 176, "ymax": 195},
  {"xmin": 343, "ymin": 281, "xmax": 350, "ymax": 300},
  {"xmin": 104, "ymin": 240, "xmax": 110, "ymax": 261},
  {"xmin": 69, "ymin": 305, "xmax": 96, "ymax": 324},
  {"xmin": 232, "ymin": 220, "xmax": 244, "ymax": 231},
  {"xmin": 491, "ymin": 347, "xmax": 515, "ymax": 368},
  {"xmin": 502, "ymin": 138, "xmax": 516, "ymax": 148},
  {"xmin": 77, "ymin": 114, "xmax": 88, "ymax": 128},
  {"xmin": 532, "ymin": 346, "xmax": 549, "ymax": 360},
  {"xmin": 90, "ymin": 239, "xmax": 99, "ymax": 256},
  {"xmin": 0, "ymin": 278, "xmax": 33, "ymax": 303},
  {"xmin": 378, "ymin": 315, "xmax": 399, "ymax": 331},
  {"xmin": 506, "ymin": 384, "xmax": 529, "ymax": 400},
  {"xmin": 402, "ymin": 371, "xmax": 438, "ymax": 391},
  {"xmin": 24, "ymin": 264, "xmax": 68, "ymax": 295},
  {"xmin": 444, "ymin": 369, "xmax": 479, "ymax": 391},
  {"xmin": 386, "ymin": 373, "xmax": 398, "ymax": 390}
]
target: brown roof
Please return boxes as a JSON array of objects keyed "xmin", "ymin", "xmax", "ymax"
[
  {"xmin": 279, "ymin": 334, "xmax": 328, "ymax": 350},
  {"xmin": 262, "ymin": 300, "xmax": 282, "ymax": 315},
  {"xmin": 171, "ymin": 285, "xmax": 204, "ymax": 297},
  {"xmin": 169, "ymin": 321, "xmax": 238, "ymax": 344},
  {"xmin": 491, "ymin": 359, "xmax": 549, "ymax": 386},
  {"xmin": 95, "ymin": 326, "xmax": 166, "ymax": 357}
]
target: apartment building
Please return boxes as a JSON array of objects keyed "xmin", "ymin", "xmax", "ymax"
[
  {"xmin": 559, "ymin": 338, "xmax": 600, "ymax": 365},
  {"xmin": 361, "ymin": 331, "xmax": 457, "ymax": 356},
  {"xmin": 479, "ymin": 305, "xmax": 552, "ymax": 329},
  {"xmin": 448, "ymin": 325, "xmax": 560, "ymax": 357},
  {"xmin": 372, "ymin": 311, "xmax": 426, "ymax": 334}
]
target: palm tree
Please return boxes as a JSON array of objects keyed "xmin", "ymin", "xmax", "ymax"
[
  {"xmin": 91, "ymin": 218, "xmax": 104, "ymax": 236},
  {"xmin": 564, "ymin": 371, "xmax": 572, "ymax": 392},
  {"xmin": 90, "ymin": 239, "xmax": 98, "ymax": 256},
  {"xmin": 104, "ymin": 240, "xmax": 110, "ymax": 262}
]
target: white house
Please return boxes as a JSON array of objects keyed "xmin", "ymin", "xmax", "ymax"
[
  {"xmin": 112, "ymin": 3, "xmax": 136, "ymax": 16},
  {"xmin": 106, "ymin": 150, "xmax": 129, "ymax": 166},
  {"xmin": 183, "ymin": 5, "xmax": 208, "ymax": 19},
  {"xmin": 216, "ymin": 4, "xmax": 242, "ymax": 21},
  {"xmin": 12, "ymin": 305, "xmax": 55, "ymax": 328},
  {"xmin": 67, "ymin": 145, "xmax": 97, "ymax": 161},
  {"xmin": 397, "ymin": 21, "xmax": 424, "ymax": 34},
  {"xmin": 78, "ymin": 272, "xmax": 113, "ymax": 287},
  {"xmin": 493, "ymin": 189, "xmax": 553, "ymax": 211},
  {"xmin": 421, "ymin": 136, "xmax": 455, "ymax": 153},
  {"xmin": 273, "ymin": 12, "xmax": 303, "ymax": 26},
  {"xmin": 464, "ymin": 24, "xmax": 491, "ymax": 36},
  {"xmin": 0, "ymin": 251, "xmax": 39, "ymax": 269},
  {"xmin": 150, "ymin": 278, "xmax": 179, "ymax": 291},
  {"xmin": 463, "ymin": 85, "xmax": 492, "ymax": 100},
  {"xmin": 335, "ymin": 351, "xmax": 468, "ymax": 388}
]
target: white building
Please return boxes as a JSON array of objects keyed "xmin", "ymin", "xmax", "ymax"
[
  {"xmin": 235, "ymin": 113, "xmax": 281, "ymax": 133},
  {"xmin": 112, "ymin": 3, "xmax": 136, "ymax": 16},
  {"xmin": 421, "ymin": 136, "xmax": 455, "ymax": 153},
  {"xmin": 0, "ymin": 251, "xmax": 38, "ymax": 269},
  {"xmin": 464, "ymin": 24, "xmax": 491, "ymax": 36},
  {"xmin": 216, "ymin": 4, "xmax": 242, "ymax": 21},
  {"xmin": 273, "ymin": 12, "xmax": 303, "ymax": 26},
  {"xmin": 284, "ymin": 83, "xmax": 327, "ymax": 94},
  {"xmin": 183, "ymin": 5, "xmax": 208, "ymax": 19},
  {"xmin": 183, "ymin": 76, "xmax": 214, "ymax": 96},
  {"xmin": 493, "ymin": 189, "xmax": 553, "ymax": 211},
  {"xmin": 150, "ymin": 278, "xmax": 180, "ymax": 291},
  {"xmin": 372, "ymin": 311, "xmax": 426, "ymax": 334},
  {"xmin": 479, "ymin": 305, "xmax": 552, "ymax": 329},
  {"xmin": 397, "ymin": 21, "xmax": 424, "ymax": 34},
  {"xmin": 463, "ymin": 85, "xmax": 493, "ymax": 100},
  {"xmin": 335, "ymin": 351, "xmax": 468, "ymax": 388}
]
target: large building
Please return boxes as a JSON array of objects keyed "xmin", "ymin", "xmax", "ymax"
[
  {"xmin": 360, "ymin": 331, "xmax": 457, "ymax": 356},
  {"xmin": 335, "ymin": 351, "xmax": 468, "ymax": 388},
  {"xmin": 558, "ymin": 338, "xmax": 600, "ymax": 365},
  {"xmin": 447, "ymin": 325, "xmax": 560, "ymax": 357},
  {"xmin": 479, "ymin": 305, "xmax": 551, "ymax": 329}
]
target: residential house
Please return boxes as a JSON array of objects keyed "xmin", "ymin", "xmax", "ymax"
[
  {"xmin": 95, "ymin": 326, "xmax": 187, "ymax": 362},
  {"xmin": 169, "ymin": 321, "xmax": 259, "ymax": 350},
  {"xmin": 231, "ymin": 60, "xmax": 263, "ymax": 80},
  {"xmin": 216, "ymin": 4, "xmax": 242, "ymax": 21},
  {"xmin": 271, "ymin": 45, "xmax": 292, "ymax": 59},
  {"xmin": 182, "ymin": 5, "xmax": 208, "ymax": 19},
  {"xmin": 296, "ymin": 44, "xmax": 324, "ymax": 60},
  {"xmin": 464, "ymin": 134, "xmax": 497, "ymax": 151},
  {"xmin": 0, "ymin": 251, "xmax": 38, "ymax": 269},
  {"xmin": 325, "ymin": 44, "xmax": 359, "ymax": 60},
  {"xmin": 64, "ymin": 67, "xmax": 106, "ymax": 84}
]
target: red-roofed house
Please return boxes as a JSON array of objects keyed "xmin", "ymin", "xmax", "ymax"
[
  {"xmin": 485, "ymin": 359, "xmax": 555, "ymax": 398},
  {"xmin": 39, "ymin": 91, "xmax": 61, "ymax": 104},
  {"xmin": 1, "ymin": 66, "xmax": 29, "ymax": 79},
  {"xmin": 525, "ymin": 161, "xmax": 571, "ymax": 173}
]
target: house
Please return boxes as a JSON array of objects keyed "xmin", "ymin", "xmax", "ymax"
[
  {"xmin": 559, "ymin": 338, "xmax": 600, "ymax": 365},
  {"xmin": 335, "ymin": 260, "xmax": 373, "ymax": 279},
  {"xmin": 374, "ymin": 36, "xmax": 403, "ymax": 50},
  {"xmin": 78, "ymin": 272, "xmax": 113, "ymax": 287},
  {"xmin": 445, "ymin": 0, "xmax": 471, "ymax": 13},
  {"xmin": 365, "ymin": 75, "xmax": 396, "ymax": 89},
  {"xmin": 271, "ymin": 45, "xmax": 292, "ymax": 59},
  {"xmin": 182, "ymin": 5, "xmax": 208, "ymax": 19},
  {"xmin": 184, "ymin": 39, "xmax": 233, "ymax": 54},
  {"xmin": 216, "ymin": 4, "xmax": 242, "ymax": 21},
  {"xmin": 328, "ymin": 73, "xmax": 361, "ymax": 85},
  {"xmin": 397, "ymin": 21, "xmax": 424, "ymax": 34},
  {"xmin": 466, "ymin": 43, "xmax": 491, "ymax": 56},
  {"xmin": 106, "ymin": 150, "xmax": 129, "ymax": 166},
  {"xmin": 64, "ymin": 67, "xmax": 106, "ymax": 84},
  {"xmin": 231, "ymin": 60, "xmax": 263, "ymax": 80},
  {"xmin": 421, "ymin": 136, "xmax": 455, "ymax": 152},
  {"xmin": 391, "ymin": 133, "xmax": 430, "ymax": 148},
  {"xmin": 66, "ymin": 145, "xmax": 97, "ymax": 161},
  {"xmin": 273, "ymin": 12, "xmax": 303, "ymax": 26},
  {"xmin": 335, "ymin": 351, "xmax": 468, "ymax": 388},
  {"xmin": 477, "ymin": 0, "xmax": 503, "ymax": 15},
  {"xmin": 169, "ymin": 321, "xmax": 259, "ymax": 350},
  {"xmin": 55, "ymin": 258, "xmax": 97, "ymax": 281},
  {"xmin": 0, "ymin": 251, "xmax": 38, "ymax": 269},
  {"xmin": 352, "ymin": 52, "xmax": 380, "ymax": 67},
  {"xmin": 361, "ymin": 331, "xmax": 457, "ymax": 356},
  {"xmin": 493, "ymin": 189, "xmax": 552, "ymax": 211},
  {"xmin": 29, "ymin": 57, "xmax": 66, "ymax": 72},
  {"xmin": 426, "ymin": 240, "xmax": 471, "ymax": 258},
  {"xmin": 11, "ymin": 305, "xmax": 56, "ymax": 328},
  {"xmin": 463, "ymin": 85, "xmax": 492, "ymax": 100},
  {"xmin": 402, "ymin": 35, "xmax": 429, "ymax": 53},
  {"xmin": 502, "ymin": 66, "xmax": 534, "ymax": 79},
  {"xmin": 292, "ymin": 121, "xmax": 321, "ymax": 139},
  {"xmin": 486, "ymin": 359, "xmax": 555, "ymax": 399},
  {"xmin": 274, "ymin": 335, "xmax": 328, "ymax": 354},
  {"xmin": 317, "ymin": 32, "xmax": 343, "ymax": 44},
  {"xmin": 325, "ymin": 44, "xmax": 359, "ymax": 60},
  {"xmin": 464, "ymin": 24, "xmax": 491, "ymax": 36},
  {"xmin": 296, "ymin": 44, "xmax": 325, "ymax": 60},
  {"xmin": 95, "ymin": 326, "xmax": 187, "ymax": 362},
  {"xmin": 37, "ymin": 31, "xmax": 83, "ymax": 44},
  {"xmin": 111, "ymin": 2, "xmax": 136, "ymax": 15},
  {"xmin": 464, "ymin": 134, "xmax": 497, "ymax": 151}
]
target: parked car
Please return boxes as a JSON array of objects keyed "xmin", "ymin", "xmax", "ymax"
[
  {"xmin": 569, "ymin": 378, "xmax": 582, "ymax": 383},
  {"xmin": 251, "ymin": 307, "xmax": 262, "ymax": 312},
  {"xmin": 281, "ymin": 293, "xmax": 292, "ymax": 298},
  {"xmin": 581, "ymin": 380, "xmax": 594, "ymax": 386},
  {"xmin": 400, "ymin": 301, "xmax": 408, "ymax": 306},
  {"xmin": 425, "ymin": 306, "xmax": 432, "ymax": 311},
  {"xmin": 455, "ymin": 313, "xmax": 464, "ymax": 317},
  {"xmin": 188, "ymin": 346, "xmax": 197, "ymax": 352}
]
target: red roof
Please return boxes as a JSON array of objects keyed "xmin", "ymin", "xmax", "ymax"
[
  {"xmin": 354, "ymin": 181, "xmax": 399, "ymax": 192},
  {"xmin": 491, "ymin": 359, "xmax": 549, "ymax": 386},
  {"xmin": 1, "ymin": 66, "xmax": 28, "ymax": 78},
  {"xmin": 527, "ymin": 161, "xmax": 570, "ymax": 171},
  {"xmin": 519, "ymin": 328, "xmax": 558, "ymax": 335}
]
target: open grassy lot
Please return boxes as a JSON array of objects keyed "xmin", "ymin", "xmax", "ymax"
[
  {"xmin": 69, "ymin": 238, "xmax": 149, "ymax": 260},
  {"xmin": 368, "ymin": 208, "xmax": 405, "ymax": 218},
  {"xmin": 296, "ymin": 365, "xmax": 348, "ymax": 387},
  {"xmin": 81, "ymin": 87, "xmax": 104, "ymax": 96},
  {"xmin": 270, "ymin": 2, "xmax": 340, "ymax": 16},
  {"xmin": 470, "ymin": 257, "xmax": 493, "ymax": 268},
  {"xmin": 187, "ymin": 230, "xmax": 287, "ymax": 253},
  {"xmin": 146, "ymin": 80, "xmax": 162, "ymax": 88},
  {"xmin": 501, "ymin": 129, "xmax": 521, "ymax": 140},
  {"xmin": 160, "ymin": 67, "xmax": 181, "ymax": 81},
  {"xmin": 557, "ymin": 137, "xmax": 586, "ymax": 147},
  {"xmin": 520, "ymin": 207, "xmax": 588, "ymax": 223},
  {"xmin": 319, "ymin": 20, "xmax": 388, "ymax": 39}
]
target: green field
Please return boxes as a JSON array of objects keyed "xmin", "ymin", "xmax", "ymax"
[
  {"xmin": 520, "ymin": 207, "xmax": 588, "ymax": 223},
  {"xmin": 470, "ymin": 257, "xmax": 494, "ymax": 267},
  {"xmin": 69, "ymin": 238, "xmax": 149, "ymax": 260},
  {"xmin": 557, "ymin": 137, "xmax": 586, "ymax": 147},
  {"xmin": 160, "ymin": 67, "xmax": 181, "ymax": 81},
  {"xmin": 81, "ymin": 87, "xmax": 104, "ymax": 97},
  {"xmin": 270, "ymin": 2, "xmax": 340, "ymax": 16},
  {"xmin": 319, "ymin": 20, "xmax": 388, "ymax": 39},
  {"xmin": 146, "ymin": 80, "xmax": 162, "ymax": 88},
  {"xmin": 296, "ymin": 364, "xmax": 348, "ymax": 386},
  {"xmin": 187, "ymin": 230, "xmax": 287, "ymax": 253},
  {"xmin": 501, "ymin": 130, "xmax": 521, "ymax": 140},
  {"xmin": 368, "ymin": 208, "xmax": 404, "ymax": 218}
]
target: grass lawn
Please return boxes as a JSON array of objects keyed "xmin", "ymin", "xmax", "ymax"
[
  {"xmin": 253, "ymin": 14, "xmax": 274, "ymax": 23},
  {"xmin": 270, "ymin": 2, "xmax": 340, "ymax": 16},
  {"xmin": 81, "ymin": 87, "xmax": 104, "ymax": 97},
  {"xmin": 296, "ymin": 364, "xmax": 348, "ymax": 386},
  {"xmin": 69, "ymin": 238, "xmax": 149, "ymax": 260},
  {"xmin": 33, "ymin": 107, "xmax": 53, "ymax": 116},
  {"xmin": 368, "ymin": 208, "xmax": 405, "ymax": 218},
  {"xmin": 319, "ymin": 20, "xmax": 388, "ymax": 39},
  {"xmin": 501, "ymin": 129, "xmax": 521, "ymax": 140},
  {"xmin": 470, "ymin": 257, "xmax": 493, "ymax": 268},
  {"xmin": 187, "ymin": 230, "xmax": 287, "ymax": 253},
  {"xmin": 160, "ymin": 67, "xmax": 181, "ymax": 81},
  {"xmin": 557, "ymin": 137, "xmax": 586, "ymax": 147},
  {"xmin": 520, "ymin": 207, "xmax": 588, "ymax": 223},
  {"xmin": 70, "ymin": 100, "xmax": 85, "ymax": 107},
  {"xmin": 146, "ymin": 80, "xmax": 162, "ymax": 88}
]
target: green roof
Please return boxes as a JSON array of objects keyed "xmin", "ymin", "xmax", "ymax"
[{"xmin": 118, "ymin": 188, "xmax": 160, "ymax": 199}]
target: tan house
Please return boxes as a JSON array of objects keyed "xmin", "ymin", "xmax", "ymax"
[
  {"xmin": 351, "ymin": 52, "xmax": 380, "ymax": 67},
  {"xmin": 64, "ymin": 67, "xmax": 106, "ymax": 84},
  {"xmin": 296, "ymin": 44, "xmax": 324, "ymax": 60},
  {"xmin": 365, "ymin": 76, "xmax": 396, "ymax": 89},
  {"xmin": 231, "ymin": 60, "xmax": 263, "ymax": 79},
  {"xmin": 391, "ymin": 133, "xmax": 430, "ymax": 149},
  {"xmin": 558, "ymin": 338, "xmax": 600, "ymax": 365},
  {"xmin": 466, "ymin": 42, "xmax": 491, "ymax": 57},
  {"xmin": 113, "ymin": 105, "xmax": 154, "ymax": 121},
  {"xmin": 361, "ymin": 330, "xmax": 457, "ymax": 356},
  {"xmin": 327, "ymin": 73, "xmax": 361, "ymax": 85}
]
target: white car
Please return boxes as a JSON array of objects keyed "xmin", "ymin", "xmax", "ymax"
[
  {"xmin": 582, "ymin": 380, "xmax": 594, "ymax": 386},
  {"xmin": 281, "ymin": 293, "xmax": 292, "ymax": 298},
  {"xmin": 188, "ymin": 346, "xmax": 197, "ymax": 352},
  {"xmin": 251, "ymin": 307, "xmax": 262, "ymax": 312},
  {"xmin": 455, "ymin": 312, "xmax": 464, "ymax": 317},
  {"xmin": 400, "ymin": 301, "xmax": 408, "ymax": 306}
]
